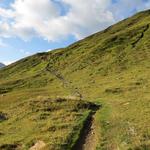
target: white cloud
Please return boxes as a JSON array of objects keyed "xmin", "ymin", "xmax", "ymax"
[
  {"xmin": 110, "ymin": 0, "xmax": 150, "ymax": 20},
  {"xmin": 0, "ymin": 0, "xmax": 149, "ymax": 41},
  {"xmin": 61, "ymin": 0, "xmax": 114, "ymax": 39},
  {"xmin": 46, "ymin": 49, "xmax": 52, "ymax": 52},
  {"xmin": 0, "ymin": 0, "xmax": 114, "ymax": 41},
  {"xmin": 3, "ymin": 60, "xmax": 14, "ymax": 65}
]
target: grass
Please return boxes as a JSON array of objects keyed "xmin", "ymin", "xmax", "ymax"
[
  {"xmin": 0, "ymin": 9, "xmax": 150, "ymax": 149},
  {"xmin": 0, "ymin": 96, "xmax": 94, "ymax": 150}
]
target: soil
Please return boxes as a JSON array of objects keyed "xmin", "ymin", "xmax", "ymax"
[{"xmin": 72, "ymin": 109, "xmax": 99, "ymax": 150}]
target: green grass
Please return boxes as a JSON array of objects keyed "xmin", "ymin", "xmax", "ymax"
[
  {"xmin": 0, "ymin": 9, "xmax": 150, "ymax": 149},
  {"xmin": 0, "ymin": 96, "xmax": 94, "ymax": 150}
]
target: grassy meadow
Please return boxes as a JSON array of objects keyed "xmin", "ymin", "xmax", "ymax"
[{"xmin": 0, "ymin": 10, "xmax": 150, "ymax": 149}]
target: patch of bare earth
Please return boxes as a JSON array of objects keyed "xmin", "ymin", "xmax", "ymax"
[
  {"xmin": 82, "ymin": 116, "xmax": 98, "ymax": 150},
  {"xmin": 72, "ymin": 109, "xmax": 99, "ymax": 150}
]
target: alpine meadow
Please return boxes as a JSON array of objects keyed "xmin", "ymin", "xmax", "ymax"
[{"xmin": 0, "ymin": 9, "xmax": 150, "ymax": 150}]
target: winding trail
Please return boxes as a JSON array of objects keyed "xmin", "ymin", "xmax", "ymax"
[
  {"xmin": 45, "ymin": 63, "xmax": 82, "ymax": 99},
  {"xmin": 46, "ymin": 62, "xmax": 100, "ymax": 150},
  {"xmin": 72, "ymin": 105, "xmax": 100, "ymax": 150}
]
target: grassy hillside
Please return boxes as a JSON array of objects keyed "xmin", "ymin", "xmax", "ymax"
[
  {"xmin": 0, "ymin": 96, "xmax": 97, "ymax": 150},
  {"xmin": 0, "ymin": 9, "xmax": 150, "ymax": 149}
]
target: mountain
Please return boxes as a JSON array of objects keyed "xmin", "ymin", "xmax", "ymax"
[
  {"xmin": 0, "ymin": 10, "xmax": 150, "ymax": 150},
  {"xmin": 0, "ymin": 62, "xmax": 5, "ymax": 68}
]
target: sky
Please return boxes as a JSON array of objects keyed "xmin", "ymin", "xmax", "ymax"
[{"xmin": 0, "ymin": 0, "xmax": 150, "ymax": 65}]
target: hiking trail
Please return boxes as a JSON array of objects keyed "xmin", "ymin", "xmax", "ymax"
[{"xmin": 72, "ymin": 105, "xmax": 100, "ymax": 150}]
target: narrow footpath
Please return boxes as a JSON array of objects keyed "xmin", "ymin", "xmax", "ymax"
[{"xmin": 72, "ymin": 107, "xmax": 99, "ymax": 150}]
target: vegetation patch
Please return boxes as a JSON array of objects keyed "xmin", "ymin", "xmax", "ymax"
[{"xmin": 0, "ymin": 96, "xmax": 97, "ymax": 150}]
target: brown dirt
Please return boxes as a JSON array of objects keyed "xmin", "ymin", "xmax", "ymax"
[
  {"xmin": 81, "ymin": 116, "xmax": 98, "ymax": 150},
  {"xmin": 72, "ymin": 110, "xmax": 98, "ymax": 150}
]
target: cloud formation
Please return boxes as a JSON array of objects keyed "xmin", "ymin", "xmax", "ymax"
[{"xmin": 0, "ymin": 0, "xmax": 149, "ymax": 41}]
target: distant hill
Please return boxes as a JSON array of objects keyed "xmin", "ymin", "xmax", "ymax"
[
  {"xmin": 0, "ymin": 9, "xmax": 150, "ymax": 150},
  {"xmin": 0, "ymin": 62, "xmax": 5, "ymax": 68}
]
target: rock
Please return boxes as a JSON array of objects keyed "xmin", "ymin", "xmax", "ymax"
[{"xmin": 29, "ymin": 141, "xmax": 46, "ymax": 150}]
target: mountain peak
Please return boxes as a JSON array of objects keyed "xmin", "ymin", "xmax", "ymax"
[{"xmin": 0, "ymin": 62, "xmax": 5, "ymax": 68}]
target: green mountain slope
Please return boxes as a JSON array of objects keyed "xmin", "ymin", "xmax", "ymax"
[{"xmin": 0, "ymin": 10, "xmax": 150, "ymax": 150}]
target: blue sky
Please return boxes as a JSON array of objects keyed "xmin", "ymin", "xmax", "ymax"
[{"xmin": 0, "ymin": 0, "xmax": 150, "ymax": 65}]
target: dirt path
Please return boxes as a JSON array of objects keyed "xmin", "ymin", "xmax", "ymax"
[
  {"xmin": 72, "ymin": 109, "xmax": 99, "ymax": 150},
  {"xmin": 46, "ymin": 63, "xmax": 82, "ymax": 99},
  {"xmin": 81, "ymin": 116, "xmax": 98, "ymax": 150}
]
